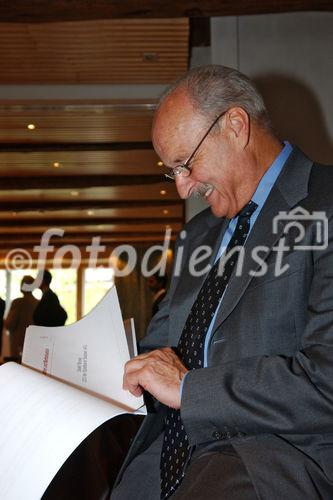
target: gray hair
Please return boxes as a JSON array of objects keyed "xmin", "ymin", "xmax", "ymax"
[{"xmin": 159, "ymin": 65, "xmax": 272, "ymax": 131}]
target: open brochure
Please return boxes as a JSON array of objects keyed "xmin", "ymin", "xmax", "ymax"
[{"xmin": 0, "ymin": 286, "xmax": 145, "ymax": 500}]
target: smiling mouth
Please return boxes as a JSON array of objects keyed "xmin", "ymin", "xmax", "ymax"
[{"xmin": 193, "ymin": 183, "xmax": 214, "ymax": 200}]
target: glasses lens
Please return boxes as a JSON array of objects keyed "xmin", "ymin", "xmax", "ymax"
[{"xmin": 179, "ymin": 165, "xmax": 191, "ymax": 177}]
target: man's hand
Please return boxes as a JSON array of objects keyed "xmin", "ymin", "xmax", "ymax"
[{"xmin": 123, "ymin": 347, "xmax": 188, "ymax": 409}]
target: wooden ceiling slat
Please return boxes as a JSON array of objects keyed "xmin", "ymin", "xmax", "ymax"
[
  {"xmin": 0, "ymin": 200, "xmax": 182, "ymax": 211},
  {"xmin": 0, "ymin": 233, "xmax": 178, "ymax": 244},
  {"xmin": 0, "ymin": 175, "xmax": 167, "ymax": 189},
  {"xmin": 0, "ymin": 150, "xmax": 160, "ymax": 176},
  {"xmin": 0, "ymin": 217, "xmax": 181, "ymax": 227},
  {"xmin": 0, "ymin": 101, "xmax": 157, "ymax": 144},
  {"xmin": 0, "ymin": 19, "xmax": 189, "ymax": 84},
  {"xmin": 0, "ymin": 223, "xmax": 182, "ymax": 234},
  {"xmin": 0, "ymin": 205, "xmax": 183, "ymax": 220},
  {"xmin": 0, "ymin": 184, "xmax": 179, "ymax": 202}
]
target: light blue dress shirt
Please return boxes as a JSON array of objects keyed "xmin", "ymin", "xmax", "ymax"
[{"xmin": 180, "ymin": 141, "xmax": 293, "ymax": 394}]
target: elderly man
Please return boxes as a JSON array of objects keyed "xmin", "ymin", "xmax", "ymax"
[{"xmin": 111, "ymin": 65, "xmax": 333, "ymax": 499}]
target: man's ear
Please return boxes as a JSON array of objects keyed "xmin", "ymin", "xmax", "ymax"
[{"xmin": 225, "ymin": 107, "xmax": 250, "ymax": 148}]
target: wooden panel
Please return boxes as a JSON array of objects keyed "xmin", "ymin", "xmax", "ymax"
[
  {"xmin": 0, "ymin": 150, "xmax": 160, "ymax": 176},
  {"xmin": 0, "ymin": 222, "xmax": 182, "ymax": 234},
  {"xmin": 0, "ymin": 183, "xmax": 179, "ymax": 202},
  {"xmin": 0, "ymin": 19, "xmax": 189, "ymax": 84},
  {"xmin": 0, "ymin": 102, "xmax": 156, "ymax": 143},
  {"xmin": 0, "ymin": 0, "xmax": 331, "ymax": 22},
  {"xmin": 0, "ymin": 200, "xmax": 180, "ymax": 212},
  {"xmin": 0, "ymin": 205, "xmax": 183, "ymax": 220},
  {"xmin": 0, "ymin": 150, "xmax": 163, "ymax": 180},
  {"xmin": 0, "ymin": 230, "xmax": 178, "ymax": 241}
]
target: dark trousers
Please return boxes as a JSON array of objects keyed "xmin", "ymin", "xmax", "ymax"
[{"xmin": 111, "ymin": 435, "xmax": 258, "ymax": 500}]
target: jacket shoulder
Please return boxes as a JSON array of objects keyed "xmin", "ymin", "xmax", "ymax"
[
  {"xmin": 183, "ymin": 206, "xmax": 222, "ymax": 234},
  {"xmin": 307, "ymin": 163, "xmax": 333, "ymax": 212}
]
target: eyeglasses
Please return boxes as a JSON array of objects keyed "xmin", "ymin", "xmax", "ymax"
[{"xmin": 163, "ymin": 110, "xmax": 227, "ymax": 181}]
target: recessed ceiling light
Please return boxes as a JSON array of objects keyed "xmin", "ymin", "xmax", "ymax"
[
  {"xmin": 163, "ymin": 209, "xmax": 169, "ymax": 214},
  {"xmin": 87, "ymin": 210, "xmax": 94, "ymax": 216},
  {"xmin": 160, "ymin": 189, "xmax": 167, "ymax": 195},
  {"xmin": 157, "ymin": 161, "xmax": 163, "ymax": 167},
  {"xmin": 70, "ymin": 191, "xmax": 79, "ymax": 196},
  {"xmin": 53, "ymin": 162, "xmax": 60, "ymax": 168},
  {"xmin": 27, "ymin": 124, "xmax": 36, "ymax": 130}
]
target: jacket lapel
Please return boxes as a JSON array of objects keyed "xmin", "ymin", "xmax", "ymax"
[{"xmin": 211, "ymin": 146, "xmax": 313, "ymax": 335}]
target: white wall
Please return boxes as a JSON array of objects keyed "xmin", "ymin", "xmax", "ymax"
[{"xmin": 211, "ymin": 12, "xmax": 333, "ymax": 164}]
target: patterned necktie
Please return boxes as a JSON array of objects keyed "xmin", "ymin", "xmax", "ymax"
[{"xmin": 160, "ymin": 200, "xmax": 258, "ymax": 499}]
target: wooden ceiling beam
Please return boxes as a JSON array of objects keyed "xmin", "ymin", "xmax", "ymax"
[
  {"xmin": 0, "ymin": 142, "xmax": 153, "ymax": 152},
  {"xmin": 0, "ymin": 0, "xmax": 331, "ymax": 23},
  {"xmin": 0, "ymin": 175, "xmax": 166, "ymax": 190},
  {"xmin": 0, "ymin": 200, "xmax": 181, "ymax": 212},
  {"xmin": 0, "ymin": 217, "xmax": 181, "ymax": 227},
  {"xmin": 0, "ymin": 232, "xmax": 176, "ymax": 244}
]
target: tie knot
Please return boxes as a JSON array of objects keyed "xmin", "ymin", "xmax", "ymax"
[{"xmin": 237, "ymin": 200, "xmax": 258, "ymax": 219}]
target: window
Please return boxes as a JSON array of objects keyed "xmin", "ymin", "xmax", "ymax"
[
  {"xmin": 83, "ymin": 268, "xmax": 114, "ymax": 316},
  {"xmin": 0, "ymin": 270, "xmax": 6, "ymax": 302}
]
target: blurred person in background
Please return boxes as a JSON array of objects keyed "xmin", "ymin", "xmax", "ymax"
[
  {"xmin": 33, "ymin": 269, "xmax": 67, "ymax": 327},
  {"xmin": 147, "ymin": 272, "xmax": 168, "ymax": 316},
  {"xmin": 4, "ymin": 275, "xmax": 38, "ymax": 360}
]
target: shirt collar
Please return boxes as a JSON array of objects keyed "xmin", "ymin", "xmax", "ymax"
[{"xmin": 251, "ymin": 141, "xmax": 293, "ymax": 212}]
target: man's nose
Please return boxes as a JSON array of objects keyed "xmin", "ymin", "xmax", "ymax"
[{"xmin": 175, "ymin": 175, "xmax": 194, "ymax": 199}]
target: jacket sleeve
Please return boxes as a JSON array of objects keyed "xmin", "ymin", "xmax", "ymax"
[{"xmin": 181, "ymin": 215, "xmax": 333, "ymax": 445}]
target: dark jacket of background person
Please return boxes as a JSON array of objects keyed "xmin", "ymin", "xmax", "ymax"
[
  {"xmin": 33, "ymin": 289, "xmax": 67, "ymax": 327},
  {"xmin": 147, "ymin": 273, "xmax": 168, "ymax": 317},
  {"xmin": 0, "ymin": 297, "xmax": 5, "ymax": 356},
  {"xmin": 5, "ymin": 280, "xmax": 39, "ymax": 358}
]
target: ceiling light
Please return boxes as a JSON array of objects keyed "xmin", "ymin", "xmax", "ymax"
[
  {"xmin": 53, "ymin": 162, "xmax": 60, "ymax": 168},
  {"xmin": 157, "ymin": 161, "xmax": 163, "ymax": 167},
  {"xmin": 27, "ymin": 124, "xmax": 36, "ymax": 130},
  {"xmin": 160, "ymin": 190, "xmax": 167, "ymax": 195},
  {"xmin": 87, "ymin": 210, "xmax": 94, "ymax": 216},
  {"xmin": 163, "ymin": 209, "xmax": 169, "ymax": 215},
  {"xmin": 70, "ymin": 191, "xmax": 79, "ymax": 197}
]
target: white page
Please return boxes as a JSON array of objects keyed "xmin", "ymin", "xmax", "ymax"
[
  {"xmin": 22, "ymin": 286, "xmax": 143, "ymax": 410},
  {"xmin": 0, "ymin": 362, "xmax": 134, "ymax": 500}
]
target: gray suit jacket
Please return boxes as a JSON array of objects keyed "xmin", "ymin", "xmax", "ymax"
[{"xmin": 117, "ymin": 147, "xmax": 333, "ymax": 498}]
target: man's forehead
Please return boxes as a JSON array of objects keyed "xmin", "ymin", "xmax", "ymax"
[{"xmin": 152, "ymin": 88, "xmax": 206, "ymax": 159}]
